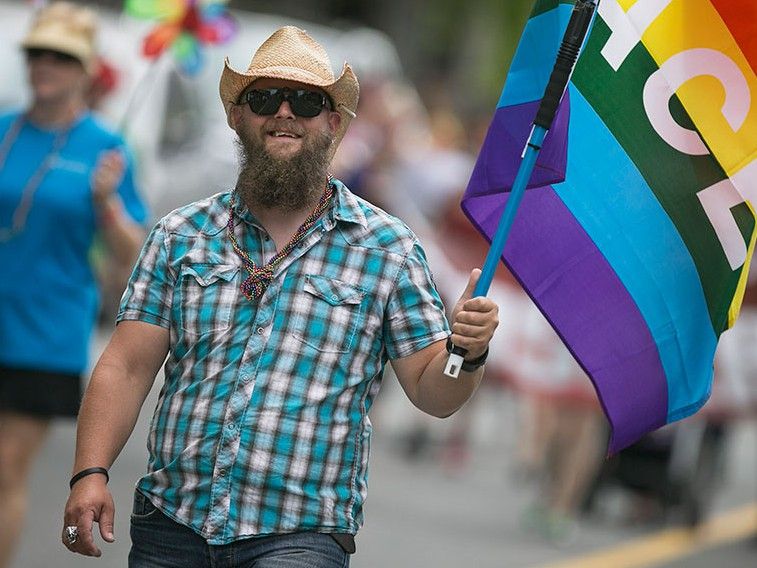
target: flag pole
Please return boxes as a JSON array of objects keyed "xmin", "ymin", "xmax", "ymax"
[
  {"xmin": 445, "ymin": 0, "xmax": 598, "ymax": 378},
  {"xmin": 118, "ymin": 54, "xmax": 163, "ymax": 136}
]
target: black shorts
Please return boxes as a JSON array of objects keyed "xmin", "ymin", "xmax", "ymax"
[{"xmin": 0, "ymin": 365, "xmax": 82, "ymax": 418}]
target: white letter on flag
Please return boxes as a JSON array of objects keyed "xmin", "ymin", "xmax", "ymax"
[
  {"xmin": 598, "ymin": 0, "xmax": 673, "ymax": 71},
  {"xmin": 643, "ymin": 48, "xmax": 751, "ymax": 156},
  {"xmin": 697, "ymin": 179, "xmax": 748, "ymax": 269}
]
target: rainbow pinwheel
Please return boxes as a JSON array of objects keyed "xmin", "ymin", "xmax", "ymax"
[{"xmin": 124, "ymin": 0, "xmax": 237, "ymax": 75}]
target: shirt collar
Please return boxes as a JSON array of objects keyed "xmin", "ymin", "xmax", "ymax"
[
  {"xmin": 328, "ymin": 179, "xmax": 368, "ymax": 229},
  {"xmin": 229, "ymin": 190, "xmax": 257, "ymax": 226}
]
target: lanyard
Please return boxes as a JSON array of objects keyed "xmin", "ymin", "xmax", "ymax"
[{"xmin": 0, "ymin": 115, "xmax": 71, "ymax": 242}]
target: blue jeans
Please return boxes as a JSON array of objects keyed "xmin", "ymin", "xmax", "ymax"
[{"xmin": 128, "ymin": 491, "xmax": 350, "ymax": 568}]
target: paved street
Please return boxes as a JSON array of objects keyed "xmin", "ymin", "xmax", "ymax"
[{"xmin": 11, "ymin": 334, "xmax": 757, "ymax": 568}]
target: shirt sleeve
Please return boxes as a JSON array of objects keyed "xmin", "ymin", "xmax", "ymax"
[
  {"xmin": 117, "ymin": 219, "xmax": 173, "ymax": 328},
  {"xmin": 383, "ymin": 239, "xmax": 450, "ymax": 359}
]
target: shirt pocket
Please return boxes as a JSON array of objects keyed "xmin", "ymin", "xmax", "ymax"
[
  {"xmin": 292, "ymin": 275, "xmax": 365, "ymax": 354},
  {"xmin": 177, "ymin": 263, "xmax": 239, "ymax": 336}
]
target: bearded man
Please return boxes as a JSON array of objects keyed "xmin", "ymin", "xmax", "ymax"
[{"xmin": 61, "ymin": 26, "xmax": 498, "ymax": 567}]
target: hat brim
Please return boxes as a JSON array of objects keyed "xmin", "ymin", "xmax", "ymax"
[
  {"xmin": 21, "ymin": 32, "xmax": 94, "ymax": 72},
  {"xmin": 219, "ymin": 58, "xmax": 359, "ymax": 156}
]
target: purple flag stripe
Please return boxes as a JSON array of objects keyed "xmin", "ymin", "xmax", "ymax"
[
  {"xmin": 461, "ymin": 185, "xmax": 669, "ymax": 452},
  {"xmin": 468, "ymin": 96, "xmax": 571, "ymax": 198}
]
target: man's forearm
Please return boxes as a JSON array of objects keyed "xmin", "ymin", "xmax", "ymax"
[
  {"xmin": 413, "ymin": 348, "xmax": 485, "ymax": 418},
  {"xmin": 72, "ymin": 352, "xmax": 155, "ymax": 474}
]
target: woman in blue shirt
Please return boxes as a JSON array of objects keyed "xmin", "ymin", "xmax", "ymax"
[{"xmin": 0, "ymin": 4, "xmax": 147, "ymax": 565}]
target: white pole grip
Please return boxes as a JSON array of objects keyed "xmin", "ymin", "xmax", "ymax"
[{"xmin": 443, "ymin": 352, "xmax": 465, "ymax": 378}]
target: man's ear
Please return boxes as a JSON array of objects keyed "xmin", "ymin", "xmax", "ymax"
[
  {"xmin": 327, "ymin": 110, "xmax": 342, "ymax": 135},
  {"xmin": 228, "ymin": 104, "xmax": 244, "ymax": 130}
]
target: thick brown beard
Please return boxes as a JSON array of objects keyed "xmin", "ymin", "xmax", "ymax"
[{"xmin": 235, "ymin": 124, "xmax": 333, "ymax": 212}]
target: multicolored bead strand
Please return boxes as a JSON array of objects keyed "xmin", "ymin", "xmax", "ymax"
[{"xmin": 228, "ymin": 180, "xmax": 334, "ymax": 300}]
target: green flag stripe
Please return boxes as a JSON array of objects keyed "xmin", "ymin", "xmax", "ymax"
[{"xmin": 571, "ymin": 17, "xmax": 753, "ymax": 333}]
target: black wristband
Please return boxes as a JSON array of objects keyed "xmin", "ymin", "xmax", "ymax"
[
  {"xmin": 69, "ymin": 467, "xmax": 109, "ymax": 489},
  {"xmin": 446, "ymin": 337, "xmax": 488, "ymax": 372}
]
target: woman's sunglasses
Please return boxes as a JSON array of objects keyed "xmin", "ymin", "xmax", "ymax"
[
  {"xmin": 25, "ymin": 48, "xmax": 81, "ymax": 65},
  {"xmin": 242, "ymin": 88, "xmax": 332, "ymax": 118}
]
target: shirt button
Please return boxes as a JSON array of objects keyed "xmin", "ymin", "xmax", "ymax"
[
  {"xmin": 219, "ymin": 469, "xmax": 226, "ymax": 476},
  {"xmin": 256, "ymin": 327, "xmax": 264, "ymax": 334},
  {"xmin": 227, "ymin": 423, "xmax": 236, "ymax": 431}
]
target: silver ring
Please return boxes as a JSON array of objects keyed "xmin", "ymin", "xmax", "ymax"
[{"xmin": 65, "ymin": 525, "xmax": 78, "ymax": 545}]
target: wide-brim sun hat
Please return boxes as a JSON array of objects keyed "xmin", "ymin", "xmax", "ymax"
[
  {"xmin": 219, "ymin": 26, "xmax": 359, "ymax": 155},
  {"xmin": 20, "ymin": 2, "xmax": 97, "ymax": 72}
]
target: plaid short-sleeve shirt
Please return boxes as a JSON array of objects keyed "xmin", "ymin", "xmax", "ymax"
[{"xmin": 118, "ymin": 180, "xmax": 449, "ymax": 544}]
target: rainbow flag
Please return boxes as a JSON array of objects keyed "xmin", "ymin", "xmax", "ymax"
[{"xmin": 463, "ymin": 0, "xmax": 757, "ymax": 452}]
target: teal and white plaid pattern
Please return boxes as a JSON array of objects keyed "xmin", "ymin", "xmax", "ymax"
[{"xmin": 118, "ymin": 180, "xmax": 449, "ymax": 544}]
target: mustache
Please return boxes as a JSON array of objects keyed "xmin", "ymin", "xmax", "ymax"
[{"xmin": 260, "ymin": 118, "xmax": 306, "ymax": 136}]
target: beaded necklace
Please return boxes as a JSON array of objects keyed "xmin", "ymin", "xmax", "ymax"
[
  {"xmin": 0, "ymin": 114, "xmax": 71, "ymax": 242},
  {"xmin": 228, "ymin": 179, "xmax": 334, "ymax": 300}
]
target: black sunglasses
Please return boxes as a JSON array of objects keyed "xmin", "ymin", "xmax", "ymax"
[
  {"xmin": 242, "ymin": 88, "xmax": 332, "ymax": 118},
  {"xmin": 25, "ymin": 48, "xmax": 81, "ymax": 65}
]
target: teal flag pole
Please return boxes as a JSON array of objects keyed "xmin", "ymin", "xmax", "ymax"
[{"xmin": 444, "ymin": 0, "xmax": 598, "ymax": 378}]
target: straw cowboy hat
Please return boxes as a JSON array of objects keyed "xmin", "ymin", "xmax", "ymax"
[
  {"xmin": 219, "ymin": 26, "xmax": 359, "ymax": 153},
  {"xmin": 21, "ymin": 2, "xmax": 98, "ymax": 72}
]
